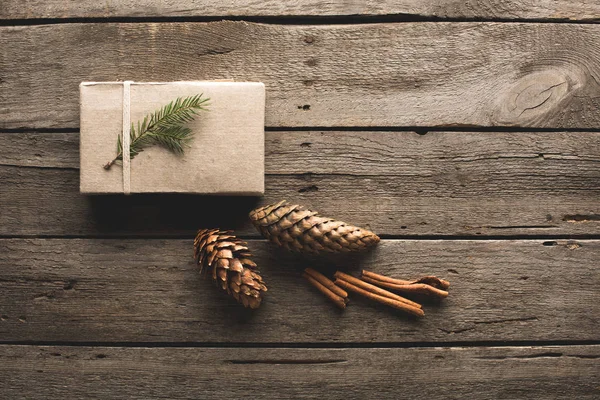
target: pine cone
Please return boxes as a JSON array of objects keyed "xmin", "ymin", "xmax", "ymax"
[
  {"xmin": 249, "ymin": 201, "xmax": 380, "ymax": 254},
  {"xmin": 194, "ymin": 229, "xmax": 267, "ymax": 309}
]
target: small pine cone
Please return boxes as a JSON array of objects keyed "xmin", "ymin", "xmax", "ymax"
[
  {"xmin": 194, "ymin": 229, "xmax": 267, "ymax": 309},
  {"xmin": 249, "ymin": 201, "xmax": 380, "ymax": 254}
]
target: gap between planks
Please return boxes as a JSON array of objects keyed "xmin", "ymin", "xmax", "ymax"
[
  {"xmin": 3, "ymin": 127, "xmax": 600, "ymax": 134},
  {"xmin": 1, "ymin": 235, "xmax": 600, "ymax": 241},
  {"xmin": 0, "ymin": 340, "xmax": 599, "ymax": 349},
  {"xmin": 2, "ymin": 15, "xmax": 600, "ymax": 27}
]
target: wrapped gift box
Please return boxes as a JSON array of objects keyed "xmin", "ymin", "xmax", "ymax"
[{"xmin": 80, "ymin": 81, "xmax": 265, "ymax": 194}]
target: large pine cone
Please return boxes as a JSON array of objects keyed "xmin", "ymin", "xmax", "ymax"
[
  {"xmin": 194, "ymin": 229, "xmax": 267, "ymax": 309},
  {"xmin": 249, "ymin": 201, "xmax": 380, "ymax": 254}
]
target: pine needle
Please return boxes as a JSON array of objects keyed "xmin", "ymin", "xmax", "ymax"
[{"xmin": 104, "ymin": 94, "xmax": 210, "ymax": 169}]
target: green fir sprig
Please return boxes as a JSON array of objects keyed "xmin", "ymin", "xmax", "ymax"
[{"xmin": 104, "ymin": 94, "xmax": 210, "ymax": 170}]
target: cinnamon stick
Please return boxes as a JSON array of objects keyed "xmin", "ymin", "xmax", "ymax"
[
  {"xmin": 418, "ymin": 276, "xmax": 451, "ymax": 290},
  {"xmin": 362, "ymin": 270, "xmax": 450, "ymax": 290},
  {"xmin": 304, "ymin": 268, "xmax": 348, "ymax": 298},
  {"xmin": 335, "ymin": 278, "xmax": 424, "ymax": 317},
  {"xmin": 333, "ymin": 271, "xmax": 421, "ymax": 309},
  {"xmin": 303, "ymin": 273, "xmax": 347, "ymax": 309},
  {"xmin": 361, "ymin": 275, "xmax": 449, "ymax": 298}
]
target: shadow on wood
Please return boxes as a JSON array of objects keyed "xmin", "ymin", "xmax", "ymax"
[{"xmin": 87, "ymin": 194, "xmax": 262, "ymax": 236}]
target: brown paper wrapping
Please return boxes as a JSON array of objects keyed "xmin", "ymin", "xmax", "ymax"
[{"xmin": 79, "ymin": 81, "xmax": 265, "ymax": 195}]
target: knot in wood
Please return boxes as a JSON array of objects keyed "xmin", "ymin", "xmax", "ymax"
[{"xmin": 492, "ymin": 70, "xmax": 572, "ymax": 126}]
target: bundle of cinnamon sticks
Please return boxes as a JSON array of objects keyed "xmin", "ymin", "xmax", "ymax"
[{"xmin": 303, "ymin": 268, "xmax": 450, "ymax": 317}]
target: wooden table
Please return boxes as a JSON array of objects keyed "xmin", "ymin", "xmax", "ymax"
[{"xmin": 1, "ymin": 2, "xmax": 599, "ymax": 398}]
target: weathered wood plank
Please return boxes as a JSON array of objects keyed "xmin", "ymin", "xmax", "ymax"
[
  {"xmin": 1, "ymin": 131, "xmax": 599, "ymax": 237},
  {"xmin": 0, "ymin": 239, "xmax": 597, "ymax": 342},
  {"xmin": 2, "ymin": 0, "xmax": 599, "ymax": 21},
  {"xmin": 1, "ymin": 345, "xmax": 599, "ymax": 399},
  {"xmin": 2, "ymin": 22, "xmax": 600, "ymax": 129}
]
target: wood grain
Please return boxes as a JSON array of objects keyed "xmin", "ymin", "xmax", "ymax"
[
  {"xmin": 1, "ymin": 131, "xmax": 599, "ymax": 237},
  {"xmin": 2, "ymin": 0, "xmax": 599, "ymax": 21},
  {"xmin": 2, "ymin": 345, "xmax": 599, "ymax": 399},
  {"xmin": 2, "ymin": 22, "xmax": 600, "ymax": 129},
  {"xmin": 0, "ymin": 238, "xmax": 597, "ymax": 343}
]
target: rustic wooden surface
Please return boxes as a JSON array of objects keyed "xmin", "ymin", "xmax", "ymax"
[
  {"xmin": 1, "ymin": 3, "xmax": 599, "ymax": 398},
  {"xmin": 1, "ymin": 131, "xmax": 599, "ymax": 237},
  {"xmin": 3, "ymin": 22, "xmax": 600, "ymax": 129},
  {"xmin": 1, "ymin": 345, "xmax": 598, "ymax": 399},
  {"xmin": 1, "ymin": 239, "xmax": 597, "ymax": 342},
  {"xmin": 2, "ymin": 0, "xmax": 600, "ymax": 21}
]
